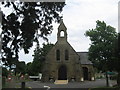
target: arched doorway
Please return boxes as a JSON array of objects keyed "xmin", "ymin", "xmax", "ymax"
[
  {"xmin": 82, "ymin": 67, "xmax": 88, "ymax": 80},
  {"xmin": 58, "ymin": 65, "xmax": 67, "ymax": 80}
]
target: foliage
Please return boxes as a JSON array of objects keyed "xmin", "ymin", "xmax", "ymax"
[
  {"xmin": 25, "ymin": 62, "xmax": 33, "ymax": 75},
  {"xmin": 1, "ymin": 2, "xmax": 65, "ymax": 67},
  {"xmin": 110, "ymin": 74, "xmax": 117, "ymax": 80},
  {"xmin": 2, "ymin": 67, "xmax": 9, "ymax": 77},
  {"xmin": 112, "ymin": 33, "xmax": 120, "ymax": 71},
  {"xmin": 112, "ymin": 33, "xmax": 120, "ymax": 86},
  {"xmin": 26, "ymin": 43, "xmax": 54, "ymax": 75},
  {"xmin": 15, "ymin": 61, "xmax": 26, "ymax": 75},
  {"xmin": 85, "ymin": 20, "xmax": 117, "ymax": 71}
]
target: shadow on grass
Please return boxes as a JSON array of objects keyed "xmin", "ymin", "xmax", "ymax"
[{"xmin": 90, "ymin": 86, "xmax": 120, "ymax": 90}]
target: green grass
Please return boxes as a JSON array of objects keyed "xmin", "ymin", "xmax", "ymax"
[
  {"xmin": 90, "ymin": 86, "xmax": 120, "ymax": 90},
  {"xmin": 2, "ymin": 82, "xmax": 9, "ymax": 88}
]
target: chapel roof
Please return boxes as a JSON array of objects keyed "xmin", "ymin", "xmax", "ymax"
[
  {"xmin": 58, "ymin": 20, "xmax": 67, "ymax": 30},
  {"xmin": 77, "ymin": 52, "xmax": 93, "ymax": 65}
]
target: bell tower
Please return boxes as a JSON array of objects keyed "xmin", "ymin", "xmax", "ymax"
[{"xmin": 57, "ymin": 20, "xmax": 67, "ymax": 42}]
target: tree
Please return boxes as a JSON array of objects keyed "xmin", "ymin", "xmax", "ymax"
[
  {"xmin": 85, "ymin": 20, "xmax": 117, "ymax": 86},
  {"xmin": 26, "ymin": 62, "xmax": 33, "ymax": 75},
  {"xmin": 112, "ymin": 33, "xmax": 120, "ymax": 86},
  {"xmin": 15, "ymin": 61, "xmax": 26, "ymax": 75},
  {"xmin": 117, "ymin": 33, "xmax": 120, "ymax": 86},
  {"xmin": 2, "ymin": 67, "xmax": 9, "ymax": 77},
  {"xmin": 1, "ymin": 2, "xmax": 65, "ymax": 68},
  {"xmin": 26, "ymin": 43, "xmax": 54, "ymax": 75}
]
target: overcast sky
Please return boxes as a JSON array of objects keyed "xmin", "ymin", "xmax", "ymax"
[{"xmin": 1, "ymin": 0, "xmax": 120, "ymax": 63}]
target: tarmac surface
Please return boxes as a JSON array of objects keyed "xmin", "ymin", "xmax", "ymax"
[{"xmin": 15, "ymin": 79, "xmax": 117, "ymax": 88}]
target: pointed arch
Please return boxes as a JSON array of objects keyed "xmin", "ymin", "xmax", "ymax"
[
  {"xmin": 58, "ymin": 65, "xmax": 67, "ymax": 80},
  {"xmin": 60, "ymin": 30, "xmax": 65, "ymax": 37},
  {"xmin": 65, "ymin": 49, "xmax": 69, "ymax": 60},
  {"xmin": 82, "ymin": 67, "xmax": 89, "ymax": 80},
  {"xmin": 56, "ymin": 49, "xmax": 60, "ymax": 61}
]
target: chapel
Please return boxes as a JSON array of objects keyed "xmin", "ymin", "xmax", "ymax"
[{"xmin": 41, "ymin": 21, "xmax": 95, "ymax": 82}]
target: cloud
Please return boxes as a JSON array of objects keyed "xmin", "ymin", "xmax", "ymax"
[
  {"xmin": 60, "ymin": 0, "xmax": 119, "ymax": 51},
  {"xmin": 14, "ymin": 0, "xmax": 120, "ymax": 63}
]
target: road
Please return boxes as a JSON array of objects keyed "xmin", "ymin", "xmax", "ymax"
[{"xmin": 23, "ymin": 79, "xmax": 116, "ymax": 88}]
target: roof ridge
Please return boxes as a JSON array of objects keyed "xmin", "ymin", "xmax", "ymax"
[{"xmin": 77, "ymin": 52, "xmax": 88, "ymax": 53}]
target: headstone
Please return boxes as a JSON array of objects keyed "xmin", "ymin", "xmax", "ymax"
[
  {"xmin": 21, "ymin": 82, "xmax": 25, "ymax": 89},
  {"xmin": 91, "ymin": 77, "xmax": 95, "ymax": 81},
  {"xmin": 71, "ymin": 78, "xmax": 75, "ymax": 82},
  {"xmin": 39, "ymin": 73, "xmax": 42, "ymax": 80},
  {"xmin": 81, "ymin": 77, "xmax": 84, "ymax": 81}
]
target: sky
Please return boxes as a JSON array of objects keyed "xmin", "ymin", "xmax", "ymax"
[{"xmin": 1, "ymin": 0, "xmax": 120, "ymax": 63}]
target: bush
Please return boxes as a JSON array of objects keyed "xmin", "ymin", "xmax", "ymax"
[
  {"xmin": 2, "ymin": 67, "xmax": 8, "ymax": 77},
  {"xmin": 2, "ymin": 76, "xmax": 6, "ymax": 87},
  {"xmin": 110, "ymin": 75, "xmax": 117, "ymax": 80}
]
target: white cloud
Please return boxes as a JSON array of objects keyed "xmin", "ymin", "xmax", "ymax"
[
  {"xmin": 61, "ymin": 0, "xmax": 119, "ymax": 52},
  {"xmin": 21, "ymin": 0, "xmax": 119, "ymax": 63}
]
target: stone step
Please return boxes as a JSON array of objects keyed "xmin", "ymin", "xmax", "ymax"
[{"xmin": 54, "ymin": 80, "xmax": 68, "ymax": 84}]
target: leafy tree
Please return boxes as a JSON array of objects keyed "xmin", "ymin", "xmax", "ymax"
[
  {"xmin": 112, "ymin": 33, "xmax": 120, "ymax": 86},
  {"xmin": 117, "ymin": 33, "xmax": 120, "ymax": 86},
  {"xmin": 15, "ymin": 61, "xmax": 26, "ymax": 75},
  {"xmin": 26, "ymin": 43, "xmax": 54, "ymax": 75},
  {"xmin": 85, "ymin": 20, "xmax": 117, "ymax": 86},
  {"xmin": 26, "ymin": 62, "xmax": 33, "ymax": 75},
  {"xmin": 2, "ymin": 67, "xmax": 9, "ymax": 77},
  {"xmin": 1, "ymin": 2, "xmax": 65, "ymax": 68}
]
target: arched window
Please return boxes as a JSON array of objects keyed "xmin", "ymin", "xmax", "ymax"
[
  {"xmin": 56, "ymin": 49, "xmax": 60, "ymax": 61},
  {"xmin": 65, "ymin": 50, "xmax": 69, "ymax": 60},
  {"xmin": 60, "ymin": 31, "xmax": 64, "ymax": 37}
]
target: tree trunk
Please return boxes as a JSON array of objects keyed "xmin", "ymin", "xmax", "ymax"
[
  {"xmin": 117, "ymin": 72, "xmax": 120, "ymax": 86},
  {"xmin": 105, "ymin": 71, "xmax": 109, "ymax": 87}
]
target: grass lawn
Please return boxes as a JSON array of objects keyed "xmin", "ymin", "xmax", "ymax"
[{"xmin": 90, "ymin": 86, "xmax": 120, "ymax": 90}]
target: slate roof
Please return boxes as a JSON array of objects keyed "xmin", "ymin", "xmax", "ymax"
[{"xmin": 77, "ymin": 52, "xmax": 93, "ymax": 65}]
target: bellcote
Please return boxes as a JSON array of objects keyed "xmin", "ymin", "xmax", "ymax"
[{"xmin": 57, "ymin": 20, "xmax": 67, "ymax": 41}]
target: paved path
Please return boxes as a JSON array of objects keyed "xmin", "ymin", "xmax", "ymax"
[
  {"xmin": 4, "ymin": 79, "xmax": 117, "ymax": 88},
  {"xmin": 24, "ymin": 79, "xmax": 117, "ymax": 88}
]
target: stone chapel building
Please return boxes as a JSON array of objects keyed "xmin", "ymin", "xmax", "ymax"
[{"xmin": 42, "ymin": 21, "xmax": 95, "ymax": 82}]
